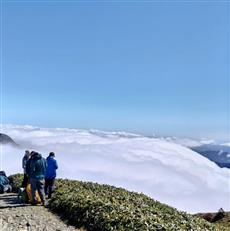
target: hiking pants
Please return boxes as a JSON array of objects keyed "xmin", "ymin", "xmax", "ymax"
[
  {"xmin": 45, "ymin": 178, "xmax": 55, "ymax": 198},
  {"xmin": 30, "ymin": 178, "xmax": 45, "ymax": 204}
]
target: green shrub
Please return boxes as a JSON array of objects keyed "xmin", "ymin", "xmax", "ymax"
[
  {"xmin": 8, "ymin": 173, "xmax": 23, "ymax": 192},
  {"xmin": 51, "ymin": 180, "xmax": 221, "ymax": 231},
  {"xmin": 9, "ymin": 174, "xmax": 226, "ymax": 231}
]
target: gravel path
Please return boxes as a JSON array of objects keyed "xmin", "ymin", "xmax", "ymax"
[{"xmin": 0, "ymin": 193, "xmax": 84, "ymax": 231}]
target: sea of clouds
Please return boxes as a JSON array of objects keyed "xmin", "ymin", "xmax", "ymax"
[{"xmin": 1, "ymin": 124, "xmax": 230, "ymax": 213}]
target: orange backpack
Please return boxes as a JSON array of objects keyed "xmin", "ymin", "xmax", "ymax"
[{"xmin": 26, "ymin": 184, "xmax": 41, "ymax": 203}]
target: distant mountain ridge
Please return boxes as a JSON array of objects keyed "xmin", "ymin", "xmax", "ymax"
[
  {"xmin": 159, "ymin": 136, "xmax": 230, "ymax": 169},
  {"xmin": 0, "ymin": 133, "xmax": 18, "ymax": 146},
  {"xmin": 192, "ymin": 144, "xmax": 230, "ymax": 169}
]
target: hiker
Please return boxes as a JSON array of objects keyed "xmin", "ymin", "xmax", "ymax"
[
  {"xmin": 22, "ymin": 150, "xmax": 31, "ymax": 187},
  {"xmin": 0, "ymin": 171, "xmax": 12, "ymax": 194},
  {"xmin": 26, "ymin": 151, "xmax": 35, "ymax": 177},
  {"xmin": 18, "ymin": 151, "xmax": 42, "ymax": 204},
  {"xmin": 28, "ymin": 152, "xmax": 47, "ymax": 206},
  {"xmin": 45, "ymin": 152, "xmax": 58, "ymax": 198}
]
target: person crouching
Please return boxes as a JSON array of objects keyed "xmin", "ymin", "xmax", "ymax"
[{"xmin": 0, "ymin": 171, "xmax": 12, "ymax": 193}]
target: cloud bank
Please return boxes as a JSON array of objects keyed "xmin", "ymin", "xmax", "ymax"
[{"xmin": 1, "ymin": 124, "xmax": 229, "ymax": 213}]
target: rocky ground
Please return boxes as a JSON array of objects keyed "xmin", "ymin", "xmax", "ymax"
[{"xmin": 0, "ymin": 193, "xmax": 84, "ymax": 231}]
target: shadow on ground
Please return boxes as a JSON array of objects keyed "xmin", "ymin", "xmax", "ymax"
[{"xmin": 0, "ymin": 193, "xmax": 28, "ymax": 209}]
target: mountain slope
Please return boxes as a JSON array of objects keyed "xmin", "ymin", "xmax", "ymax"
[
  {"xmin": 9, "ymin": 174, "xmax": 226, "ymax": 231},
  {"xmin": 192, "ymin": 145, "xmax": 230, "ymax": 168},
  {"xmin": 0, "ymin": 133, "xmax": 17, "ymax": 146}
]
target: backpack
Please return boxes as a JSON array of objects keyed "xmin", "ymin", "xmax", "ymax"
[
  {"xmin": 18, "ymin": 188, "xmax": 28, "ymax": 203},
  {"xmin": 18, "ymin": 184, "xmax": 41, "ymax": 203},
  {"xmin": 26, "ymin": 184, "xmax": 41, "ymax": 203}
]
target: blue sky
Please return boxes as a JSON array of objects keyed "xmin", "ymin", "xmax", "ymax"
[{"xmin": 1, "ymin": 1, "xmax": 229, "ymax": 139}]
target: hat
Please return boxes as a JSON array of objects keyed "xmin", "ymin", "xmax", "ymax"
[{"xmin": 49, "ymin": 152, "xmax": 55, "ymax": 157}]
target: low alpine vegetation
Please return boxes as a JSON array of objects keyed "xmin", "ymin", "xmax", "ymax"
[
  {"xmin": 9, "ymin": 174, "xmax": 227, "ymax": 231},
  {"xmin": 8, "ymin": 173, "xmax": 24, "ymax": 192}
]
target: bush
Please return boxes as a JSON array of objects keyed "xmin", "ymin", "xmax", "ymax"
[
  {"xmin": 50, "ymin": 180, "xmax": 220, "ymax": 231},
  {"xmin": 9, "ymin": 174, "xmax": 225, "ymax": 231},
  {"xmin": 8, "ymin": 173, "xmax": 23, "ymax": 192}
]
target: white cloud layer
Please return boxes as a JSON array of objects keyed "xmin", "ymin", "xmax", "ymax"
[
  {"xmin": 1, "ymin": 124, "xmax": 230, "ymax": 213},
  {"xmin": 160, "ymin": 136, "xmax": 217, "ymax": 148}
]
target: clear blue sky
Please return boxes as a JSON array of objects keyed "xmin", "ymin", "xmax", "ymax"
[{"xmin": 1, "ymin": 1, "xmax": 229, "ymax": 139}]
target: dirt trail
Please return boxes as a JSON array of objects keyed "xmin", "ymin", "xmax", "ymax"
[{"xmin": 0, "ymin": 193, "xmax": 82, "ymax": 231}]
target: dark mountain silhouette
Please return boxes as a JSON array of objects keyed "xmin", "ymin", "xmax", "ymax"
[
  {"xmin": 192, "ymin": 144, "xmax": 230, "ymax": 169},
  {"xmin": 0, "ymin": 133, "xmax": 18, "ymax": 146}
]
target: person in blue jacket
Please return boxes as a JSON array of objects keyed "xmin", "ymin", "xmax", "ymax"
[{"xmin": 45, "ymin": 152, "xmax": 58, "ymax": 198}]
